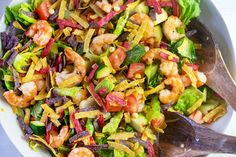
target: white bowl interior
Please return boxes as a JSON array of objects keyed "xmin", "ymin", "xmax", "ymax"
[{"xmin": 0, "ymin": 0, "xmax": 234, "ymax": 156}]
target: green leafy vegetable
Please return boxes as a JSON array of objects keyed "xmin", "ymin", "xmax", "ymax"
[
  {"xmin": 174, "ymin": 86, "xmax": 204, "ymax": 115},
  {"xmin": 170, "ymin": 37, "xmax": 196, "ymax": 61},
  {"xmin": 96, "ymin": 149, "xmax": 114, "ymax": 157},
  {"xmin": 31, "ymin": 100, "xmax": 44, "ymax": 121},
  {"xmin": 85, "ymin": 118, "xmax": 95, "ymax": 135},
  {"xmin": 124, "ymin": 44, "xmax": 146, "ymax": 65},
  {"xmin": 199, "ymin": 86, "xmax": 224, "ymax": 115},
  {"xmin": 5, "ymin": 7, "xmax": 14, "ymax": 25},
  {"xmin": 130, "ymin": 113, "xmax": 148, "ymax": 132},
  {"xmin": 58, "ymin": 145, "xmax": 70, "ymax": 154},
  {"xmin": 13, "ymin": 52, "xmax": 31, "ymax": 73},
  {"xmin": 113, "ymin": 12, "xmax": 129, "ymax": 36},
  {"xmin": 102, "ymin": 111, "xmax": 124, "ymax": 134},
  {"xmin": 134, "ymin": 1, "xmax": 149, "ymax": 14},
  {"xmin": 31, "ymin": 0, "xmax": 43, "ymax": 9},
  {"xmin": 114, "ymin": 149, "xmax": 125, "ymax": 157},
  {"xmin": 113, "ymin": 0, "xmax": 141, "ymax": 36},
  {"xmin": 95, "ymin": 77, "xmax": 115, "ymax": 95},
  {"xmin": 178, "ymin": 0, "xmax": 201, "ymax": 25},
  {"xmin": 9, "ymin": 3, "xmax": 36, "ymax": 26},
  {"xmin": 125, "ymin": 125, "xmax": 134, "ymax": 132},
  {"xmin": 54, "ymin": 87, "xmax": 82, "ymax": 98},
  {"xmin": 146, "ymin": 96, "xmax": 161, "ymax": 122},
  {"xmin": 49, "ymin": 43, "xmax": 59, "ymax": 58},
  {"xmin": 63, "ymin": 109, "xmax": 69, "ymax": 125},
  {"xmin": 95, "ymin": 135, "xmax": 107, "ymax": 145},
  {"xmin": 144, "ymin": 64, "xmax": 163, "ymax": 88},
  {"xmin": 0, "ymin": 67, "xmax": 14, "ymax": 90}
]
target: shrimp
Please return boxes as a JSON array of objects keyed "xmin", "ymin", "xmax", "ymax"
[
  {"xmin": 96, "ymin": 0, "xmax": 112, "ymax": 13},
  {"xmin": 142, "ymin": 48, "xmax": 160, "ymax": 65},
  {"xmin": 50, "ymin": 126, "xmax": 69, "ymax": 148},
  {"xmin": 159, "ymin": 76, "xmax": 184, "ymax": 105},
  {"xmin": 3, "ymin": 81, "xmax": 37, "ymax": 108},
  {"xmin": 160, "ymin": 60, "xmax": 179, "ymax": 77},
  {"xmin": 189, "ymin": 110, "xmax": 204, "ymax": 124},
  {"xmin": 162, "ymin": 16, "xmax": 185, "ymax": 41},
  {"xmin": 180, "ymin": 71, "xmax": 207, "ymax": 88},
  {"xmin": 34, "ymin": 79, "xmax": 45, "ymax": 91},
  {"xmin": 129, "ymin": 13, "xmax": 154, "ymax": 39},
  {"xmin": 25, "ymin": 20, "xmax": 52, "ymax": 46},
  {"xmin": 68, "ymin": 147, "xmax": 94, "ymax": 157},
  {"xmin": 55, "ymin": 48, "xmax": 86, "ymax": 87},
  {"xmin": 90, "ymin": 34, "xmax": 117, "ymax": 55},
  {"xmin": 180, "ymin": 74, "xmax": 191, "ymax": 87}
]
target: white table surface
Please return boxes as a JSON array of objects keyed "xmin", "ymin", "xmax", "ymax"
[{"xmin": 0, "ymin": 0, "xmax": 236, "ymax": 157}]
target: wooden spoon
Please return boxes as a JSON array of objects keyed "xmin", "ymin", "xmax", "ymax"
[
  {"xmin": 188, "ymin": 20, "xmax": 236, "ymax": 110},
  {"xmin": 159, "ymin": 112, "xmax": 236, "ymax": 157}
]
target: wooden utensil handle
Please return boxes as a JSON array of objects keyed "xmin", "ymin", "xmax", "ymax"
[
  {"xmin": 193, "ymin": 127, "xmax": 236, "ymax": 155},
  {"xmin": 206, "ymin": 48, "xmax": 236, "ymax": 111}
]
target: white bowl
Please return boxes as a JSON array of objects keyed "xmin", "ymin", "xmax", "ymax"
[{"xmin": 0, "ymin": 0, "xmax": 234, "ymax": 156}]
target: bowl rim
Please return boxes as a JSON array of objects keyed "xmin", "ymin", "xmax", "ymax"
[{"xmin": 0, "ymin": 0, "xmax": 235, "ymax": 156}]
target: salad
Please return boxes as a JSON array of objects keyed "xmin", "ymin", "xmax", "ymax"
[{"xmin": 0, "ymin": 0, "xmax": 227, "ymax": 156}]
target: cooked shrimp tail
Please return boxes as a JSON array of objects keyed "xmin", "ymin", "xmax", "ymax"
[
  {"xmin": 25, "ymin": 20, "xmax": 53, "ymax": 46},
  {"xmin": 3, "ymin": 81, "xmax": 37, "ymax": 108},
  {"xmin": 55, "ymin": 48, "xmax": 86, "ymax": 87},
  {"xmin": 90, "ymin": 33, "xmax": 117, "ymax": 55},
  {"xmin": 50, "ymin": 126, "xmax": 69, "ymax": 148},
  {"xmin": 159, "ymin": 76, "xmax": 185, "ymax": 105}
]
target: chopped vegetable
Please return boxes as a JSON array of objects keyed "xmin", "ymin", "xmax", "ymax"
[
  {"xmin": 171, "ymin": 37, "xmax": 196, "ymax": 60},
  {"xmin": 86, "ymin": 118, "xmax": 95, "ymax": 135},
  {"xmin": 147, "ymin": 140, "xmax": 155, "ymax": 157},
  {"xmin": 41, "ymin": 38, "xmax": 55, "ymax": 57},
  {"xmin": 127, "ymin": 63, "xmax": 145, "ymax": 79},
  {"xmin": 145, "ymin": 63, "xmax": 163, "ymax": 88},
  {"xmin": 124, "ymin": 44, "xmax": 146, "ymax": 65},
  {"xmin": 174, "ymin": 86, "xmax": 204, "ymax": 115},
  {"xmin": 87, "ymin": 83, "xmax": 107, "ymax": 111},
  {"xmin": 0, "ymin": 0, "xmax": 226, "ymax": 156},
  {"xmin": 95, "ymin": 78, "xmax": 115, "ymax": 95},
  {"xmin": 102, "ymin": 111, "xmax": 124, "ymax": 134},
  {"xmin": 109, "ymin": 48, "xmax": 127, "ymax": 70},
  {"xmin": 95, "ymin": 64, "xmax": 112, "ymax": 79},
  {"xmin": 146, "ymin": 96, "xmax": 161, "ymax": 122},
  {"xmin": 87, "ymin": 63, "xmax": 99, "ymax": 82},
  {"xmin": 130, "ymin": 113, "xmax": 148, "ymax": 132},
  {"xmin": 31, "ymin": 100, "xmax": 44, "ymax": 121},
  {"xmin": 35, "ymin": 0, "xmax": 50, "ymax": 20},
  {"xmin": 0, "ymin": 67, "xmax": 14, "ymax": 90},
  {"xmin": 178, "ymin": 0, "xmax": 201, "ymax": 24},
  {"xmin": 114, "ymin": 12, "xmax": 129, "ymax": 36},
  {"xmin": 30, "ymin": 121, "xmax": 46, "ymax": 135}
]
